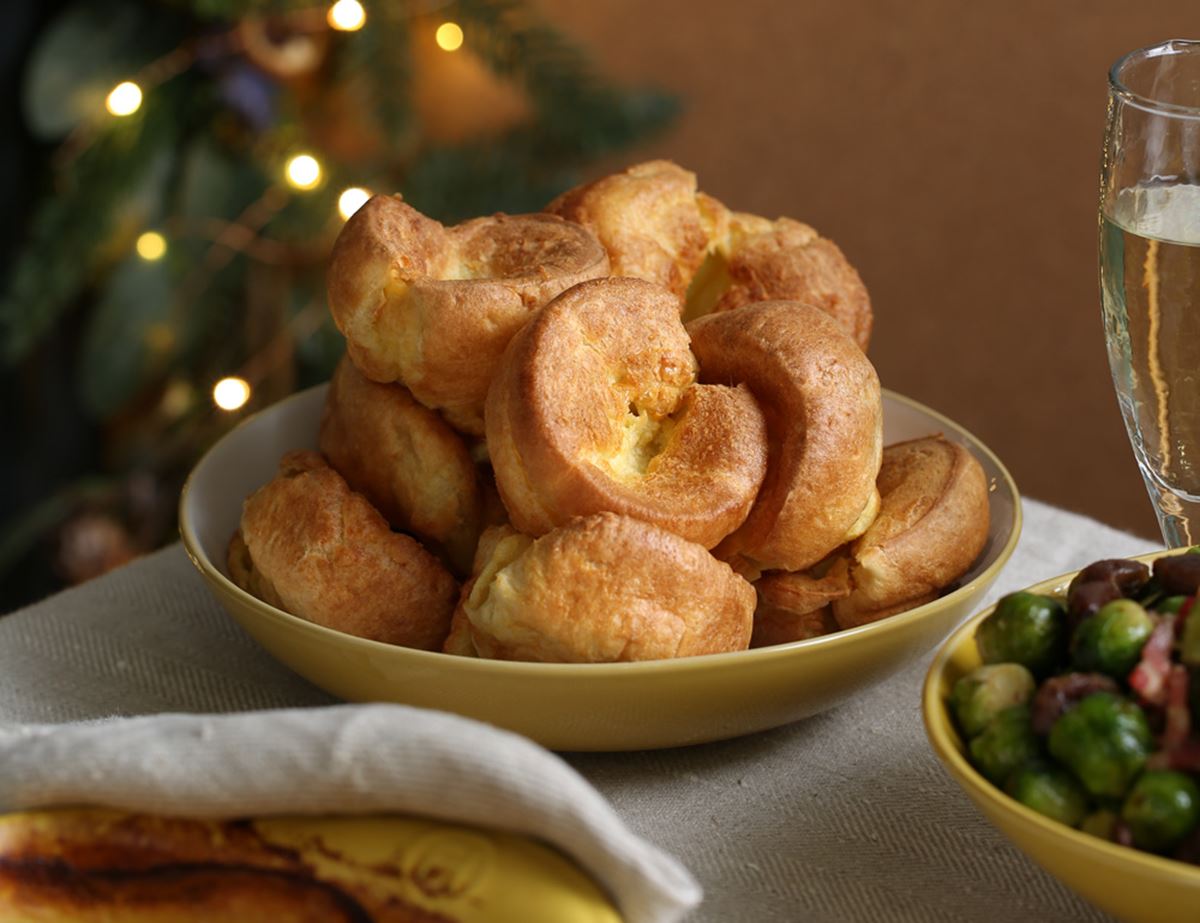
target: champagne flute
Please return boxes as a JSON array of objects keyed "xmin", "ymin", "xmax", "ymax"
[{"xmin": 1100, "ymin": 39, "xmax": 1200, "ymax": 546}]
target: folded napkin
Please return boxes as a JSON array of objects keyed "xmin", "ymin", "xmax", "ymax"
[{"xmin": 0, "ymin": 703, "xmax": 701, "ymax": 923}]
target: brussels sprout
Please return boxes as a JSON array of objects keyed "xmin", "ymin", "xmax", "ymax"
[
  {"xmin": 1155, "ymin": 595, "xmax": 1191, "ymax": 616},
  {"xmin": 1069, "ymin": 599, "xmax": 1154, "ymax": 678},
  {"xmin": 1005, "ymin": 762, "xmax": 1089, "ymax": 826},
  {"xmin": 1080, "ymin": 808, "xmax": 1118, "ymax": 840},
  {"xmin": 968, "ymin": 705, "xmax": 1041, "ymax": 786},
  {"xmin": 1181, "ymin": 606, "xmax": 1200, "ymax": 667},
  {"xmin": 1121, "ymin": 771, "xmax": 1200, "ymax": 852},
  {"xmin": 951, "ymin": 664, "xmax": 1037, "ymax": 738},
  {"xmin": 976, "ymin": 592, "xmax": 1068, "ymax": 677},
  {"xmin": 1047, "ymin": 692, "xmax": 1152, "ymax": 799}
]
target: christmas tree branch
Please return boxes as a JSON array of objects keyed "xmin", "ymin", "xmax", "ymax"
[{"xmin": 0, "ymin": 82, "xmax": 190, "ymax": 364}]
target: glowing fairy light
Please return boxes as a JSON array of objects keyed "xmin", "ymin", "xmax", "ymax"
[
  {"xmin": 212, "ymin": 377, "xmax": 251, "ymax": 411},
  {"xmin": 337, "ymin": 186, "xmax": 371, "ymax": 220},
  {"xmin": 105, "ymin": 81, "xmax": 143, "ymax": 116},
  {"xmin": 285, "ymin": 153, "xmax": 322, "ymax": 190},
  {"xmin": 327, "ymin": 0, "xmax": 366, "ymax": 31},
  {"xmin": 435, "ymin": 22, "xmax": 464, "ymax": 52},
  {"xmin": 135, "ymin": 231, "xmax": 167, "ymax": 261}
]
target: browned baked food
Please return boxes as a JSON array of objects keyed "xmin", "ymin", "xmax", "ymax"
[
  {"xmin": 440, "ymin": 524, "xmax": 518, "ymax": 657},
  {"xmin": 545, "ymin": 159, "xmax": 727, "ymax": 299},
  {"xmin": 237, "ymin": 450, "xmax": 456, "ymax": 649},
  {"xmin": 327, "ymin": 194, "xmax": 609, "ymax": 434},
  {"xmin": 485, "ymin": 276, "xmax": 768, "ymax": 548},
  {"xmin": 546, "ymin": 160, "xmax": 871, "ymax": 349},
  {"xmin": 687, "ymin": 301, "xmax": 883, "ymax": 576},
  {"xmin": 0, "ymin": 808, "xmax": 620, "ymax": 921},
  {"xmin": 833, "ymin": 435, "xmax": 990, "ymax": 629},
  {"xmin": 703, "ymin": 211, "xmax": 872, "ymax": 351},
  {"xmin": 319, "ymin": 355, "xmax": 481, "ymax": 575},
  {"xmin": 461, "ymin": 513, "xmax": 754, "ymax": 662},
  {"xmin": 750, "ymin": 566, "xmax": 849, "ymax": 647}
]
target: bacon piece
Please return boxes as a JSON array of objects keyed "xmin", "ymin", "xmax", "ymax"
[{"xmin": 1129, "ymin": 615, "xmax": 1175, "ymax": 706}]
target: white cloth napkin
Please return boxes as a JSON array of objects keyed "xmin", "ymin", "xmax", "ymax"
[{"xmin": 0, "ymin": 703, "xmax": 701, "ymax": 923}]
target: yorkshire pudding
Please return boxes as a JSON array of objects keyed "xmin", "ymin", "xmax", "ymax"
[
  {"xmin": 238, "ymin": 451, "xmax": 457, "ymax": 649},
  {"xmin": 462, "ymin": 513, "xmax": 755, "ymax": 663},
  {"xmin": 319, "ymin": 355, "xmax": 481, "ymax": 575},
  {"xmin": 833, "ymin": 435, "xmax": 990, "ymax": 629},
  {"xmin": 546, "ymin": 160, "xmax": 871, "ymax": 350},
  {"xmin": 687, "ymin": 301, "xmax": 883, "ymax": 575},
  {"xmin": 545, "ymin": 160, "xmax": 726, "ymax": 300},
  {"xmin": 485, "ymin": 276, "xmax": 769, "ymax": 548},
  {"xmin": 327, "ymin": 194, "xmax": 609, "ymax": 434},
  {"xmin": 751, "ymin": 566, "xmax": 849, "ymax": 647},
  {"xmin": 697, "ymin": 211, "xmax": 872, "ymax": 351}
]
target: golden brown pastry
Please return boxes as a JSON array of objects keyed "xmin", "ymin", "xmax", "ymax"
[
  {"xmin": 441, "ymin": 524, "xmax": 517, "ymax": 657},
  {"xmin": 546, "ymin": 160, "xmax": 871, "ymax": 349},
  {"xmin": 462, "ymin": 513, "xmax": 754, "ymax": 662},
  {"xmin": 704, "ymin": 211, "xmax": 872, "ymax": 351},
  {"xmin": 833, "ymin": 435, "xmax": 990, "ymax": 629},
  {"xmin": 226, "ymin": 529, "xmax": 285, "ymax": 610},
  {"xmin": 238, "ymin": 451, "xmax": 456, "ymax": 649},
  {"xmin": 319, "ymin": 355, "xmax": 481, "ymax": 575},
  {"xmin": 0, "ymin": 808, "xmax": 622, "ymax": 921},
  {"xmin": 751, "ymin": 565, "xmax": 849, "ymax": 647},
  {"xmin": 687, "ymin": 301, "xmax": 883, "ymax": 575},
  {"xmin": 327, "ymin": 194, "xmax": 609, "ymax": 434},
  {"xmin": 486, "ymin": 276, "xmax": 769, "ymax": 548},
  {"xmin": 545, "ymin": 159, "xmax": 727, "ymax": 299}
]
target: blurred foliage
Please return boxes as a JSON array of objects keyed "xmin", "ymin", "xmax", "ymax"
[{"xmin": 0, "ymin": 0, "xmax": 677, "ymax": 602}]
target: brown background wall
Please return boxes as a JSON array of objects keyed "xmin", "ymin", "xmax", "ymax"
[{"xmin": 538, "ymin": 0, "xmax": 1199, "ymax": 540}]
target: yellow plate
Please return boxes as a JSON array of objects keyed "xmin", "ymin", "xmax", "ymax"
[
  {"xmin": 181, "ymin": 385, "xmax": 1020, "ymax": 751},
  {"xmin": 923, "ymin": 550, "xmax": 1200, "ymax": 923}
]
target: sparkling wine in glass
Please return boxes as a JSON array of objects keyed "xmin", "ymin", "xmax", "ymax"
[{"xmin": 1100, "ymin": 40, "xmax": 1200, "ymax": 546}]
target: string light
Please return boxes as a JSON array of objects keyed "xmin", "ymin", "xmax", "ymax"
[
  {"xmin": 212, "ymin": 377, "xmax": 251, "ymax": 411},
  {"xmin": 284, "ymin": 153, "xmax": 322, "ymax": 190},
  {"xmin": 327, "ymin": 0, "xmax": 366, "ymax": 31},
  {"xmin": 105, "ymin": 81, "xmax": 143, "ymax": 117},
  {"xmin": 135, "ymin": 231, "xmax": 167, "ymax": 261},
  {"xmin": 435, "ymin": 22, "xmax": 464, "ymax": 52},
  {"xmin": 337, "ymin": 187, "xmax": 371, "ymax": 220}
]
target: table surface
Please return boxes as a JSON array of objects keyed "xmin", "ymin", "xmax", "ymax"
[{"xmin": 0, "ymin": 497, "xmax": 1159, "ymax": 922}]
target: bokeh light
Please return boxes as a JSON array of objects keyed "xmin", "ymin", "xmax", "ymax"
[
  {"xmin": 284, "ymin": 153, "xmax": 322, "ymax": 190},
  {"xmin": 105, "ymin": 81, "xmax": 143, "ymax": 116},
  {"xmin": 135, "ymin": 231, "xmax": 167, "ymax": 261},
  {"xmin": 212, "ymin": 377, "xmax": 251, "ymax": 411},
  {"xmin": 337, "ymin": 186, "xmax": 371, "ymax": 220},
  {"xmin": 436, "ymin": 22, "xmax": 464, "ymax": 52},
  {"xmin": 327, "ymin": 0, "xmax": 366, "ymax": 31}
]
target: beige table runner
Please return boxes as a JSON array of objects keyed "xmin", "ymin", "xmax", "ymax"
[{"xmin": 0, "ymin": 497, "xmax": 1157, "ymax": 922}]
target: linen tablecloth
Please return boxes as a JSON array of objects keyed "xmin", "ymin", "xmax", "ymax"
[{"xmin": 0, "ymin": 497, "xmax": 1158, "ymax": 922}]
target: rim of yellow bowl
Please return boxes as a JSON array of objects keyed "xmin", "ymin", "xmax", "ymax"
[
  {"xmin": 179, "ymin": 385, "xmax": 1023, "ymax": 677},
  {"xmin": 922, "ymin": 552, "xmax": 1200, "ymax": 885}
]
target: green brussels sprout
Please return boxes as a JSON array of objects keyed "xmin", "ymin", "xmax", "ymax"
[
  {"xmin": 1005, "ymin": 762, "xmax": 1089, "ymax": 826},
  {"xmin": 951, "ymin": 664, "xmax": 1037, "ymax": 738},
  {"xmin": 968, "ymin": 705, "xmax": 1041, "ymax": 786},
  {"xmin": 1121, "ymin": 771, "xmax": 1200, "ymax": 852},
  {"xmin": 1155, "ymin": 595, "xmax": 1190, "ymax": 615},
  {"xmin": 1048, "ymin": 692, "xmax": 1152, "ymax": 799},
  {"xmin": 1079, "ymin": 808, "xmax": 1118, "ymax": 840},
  {"xmin": 1181, "ymin": 605, "xmax": 1200, "ymax": 667},
  {"xmin": 976, "ymin": 592, "xmax": 1068, "ymax": 677},
  {"xmin": 1070, "ymin": 599, "xmax": 1154, "ymax": 678}
]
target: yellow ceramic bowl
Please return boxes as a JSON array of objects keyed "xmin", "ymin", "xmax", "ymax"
[
  {"xmin": 923, "ymin": 551, "xmax": 1200, "ymax": 923},
  {"xmin": 181, "ymin": 385, "xmax": 1020, "ymax": 751}
]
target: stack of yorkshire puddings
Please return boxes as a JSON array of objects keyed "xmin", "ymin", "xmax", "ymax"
[{"xmin": 229, "ymin": 160, "xmax": 990, "ymax": 663}]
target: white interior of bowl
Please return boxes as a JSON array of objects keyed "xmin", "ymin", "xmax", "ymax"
[{"xmin": 183, "ymin": 386, "xmax": 1017, "ymax": 591}]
